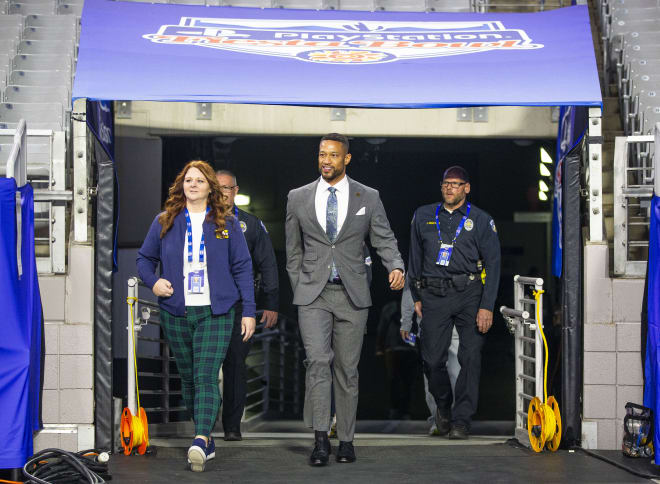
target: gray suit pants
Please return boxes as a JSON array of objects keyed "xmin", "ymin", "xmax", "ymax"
[{"xmin": 298, "ymin": 284, "xmax": 368, "ymax": 442}]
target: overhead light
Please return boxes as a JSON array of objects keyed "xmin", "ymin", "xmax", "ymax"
[
  {"xmin": 539, "ymin": 180, "xmax": 549, "ymax": 192},
  {"xmin": 538, "ymin": 190, "xmax": 548, "ymax": 201},
  {"xmin": 235, "ymin": 194, "xmax": 250, "ymax": 206},
  {"xmin": 539, "ymin": 163, "xmax": 552, "ymax": 177},
  {"xmin": 540, "ymin": 147, "xmax": 553, "ymax": 164}
]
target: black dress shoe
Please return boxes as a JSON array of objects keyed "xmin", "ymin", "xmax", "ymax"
[
  {"xmin": 224, "ymin": 430, "xmax": 242, "ymax": 441},
  {"xmin": 448, "ymin": 424, "xmax": 469, "ymax": 440},
  {"xmin": 310, "ymin": 431, "xmax": 331, "ymax": 466},
  {"xmin": 336, "ymin": 441, "xmax": 356, "ymax": 463},
  {"xmin": 434, "ymin": 408, "xmax": 451, "ymax": 436}
]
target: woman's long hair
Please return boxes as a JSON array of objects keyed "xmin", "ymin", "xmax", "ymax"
[{"xmin": 158, "ymin": 160, "xmax": 231, "ymax": 238}]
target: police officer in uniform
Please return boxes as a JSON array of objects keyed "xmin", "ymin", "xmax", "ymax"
[
  {"xmin": 407, "ymin": 166, "xmax": 500, "ymax": 440},
  {"xmin": 216, "ymin": 169, "xmax": 279, "ymax": 441}
]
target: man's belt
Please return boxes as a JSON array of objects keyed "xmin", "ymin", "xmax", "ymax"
[{"xmin": 414, "ymin": 273, "xmax": 479, "ymax": 294}]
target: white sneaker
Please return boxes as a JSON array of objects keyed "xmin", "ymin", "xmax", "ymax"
[{"xmin": 187, "ymin": 437, "xmax": 209, "ymax": 472}]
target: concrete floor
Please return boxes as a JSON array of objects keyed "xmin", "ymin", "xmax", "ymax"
[{"xmin": 107, "ymin": 420, "xmax": 660, "ymax": 483}]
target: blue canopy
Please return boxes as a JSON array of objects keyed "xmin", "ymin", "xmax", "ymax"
[{"xmin": 73, "ymin": 0, "xmax": 602, "ymax": 108}]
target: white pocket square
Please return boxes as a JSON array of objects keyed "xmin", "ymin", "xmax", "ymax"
[{"xmin": 356, "ymin": 207, "xmax": 366, "ymax": 216}]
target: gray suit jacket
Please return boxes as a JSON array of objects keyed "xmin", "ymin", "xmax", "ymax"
[{"xmin": 286, "ymin": 176, "xmax": 404, "ymax": 308}]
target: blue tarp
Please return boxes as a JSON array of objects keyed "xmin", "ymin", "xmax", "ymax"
[
  {"xmin": 0, "ymin": 179, "xmax": 42, "ymax": 469},
  {"xmin": 73, "ymin": 0, "xmax": 602, "ymax": 107},
  {"xmin": 644, "ymin": 194, "xmax": 660, "ymax": 464}
]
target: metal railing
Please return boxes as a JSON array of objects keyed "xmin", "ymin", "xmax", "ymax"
[
  {"xmin": 500, "ymin": 275, "xmax": 545, "ymax": 449},
  {"xmin": 126, "ymin": 277, "xmax": 304, "ymax": 429},
  {"xmin": 0, "ymin": 121, "xmax": 71, "ymax": 273},
  {"xmin": 613, "ymin": 122, "xmax": 658, "ymax": 276}
]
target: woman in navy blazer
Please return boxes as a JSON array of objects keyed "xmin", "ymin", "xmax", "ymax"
[{"xmin": 137, "ymin": 160, "xmax": 255, "ymax": 472}]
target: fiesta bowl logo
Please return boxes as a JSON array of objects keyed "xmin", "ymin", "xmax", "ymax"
[{"xmin": 143, "ymin": 17, "xmax": 543, "ymax": 64}]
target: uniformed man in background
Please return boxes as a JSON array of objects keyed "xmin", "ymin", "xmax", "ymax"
[
  {"xmin": 216, "ymin": 169, "xmax": 279, "ymax": 441},
  {"xmin": 408, "ymin": 166, "xmax": 500, "ymax": 440}
]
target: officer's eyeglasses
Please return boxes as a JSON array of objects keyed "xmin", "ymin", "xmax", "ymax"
[
  {"xmin": 441, "ymin": 181, "xmax": 466, "ymax": 189},
  {"xmin": 219, "ymin": 185, "xmax": 237, "ymax": 193}
]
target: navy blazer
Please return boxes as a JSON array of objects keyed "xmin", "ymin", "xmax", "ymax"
[{"xmin": 136, "ymin": 211, "xmax": 255, "ymax": 318}]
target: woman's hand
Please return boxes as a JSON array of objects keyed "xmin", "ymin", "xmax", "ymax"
[
  {"xmin": 152, "ymin": 278, "xmax": 173, "ymax": 297},
  {"xmin": 241, "ymin": 317, "xmax": 256, "ymax": 342}
]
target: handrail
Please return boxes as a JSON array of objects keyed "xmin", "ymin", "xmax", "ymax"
[
  {"xmin": 5, "ymin": 119, "xmax": 27, "ymax": 187},
  {"xmin": 126, "ymin": 276, "xmax": 303, "ymax": 426},
  {"xmin": 612, "ymin": 125, "xmax": 657, "ymax": 276}
]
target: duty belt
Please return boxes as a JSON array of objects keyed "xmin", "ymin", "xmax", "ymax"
[{"xmin": 415, "ymin": 273, "xmax": 479, "ymax": 296}]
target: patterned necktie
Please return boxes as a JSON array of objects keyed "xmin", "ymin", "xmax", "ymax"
[{"xmin": 326, "ymin": 187, "xmax": 340, "ymax": 282}]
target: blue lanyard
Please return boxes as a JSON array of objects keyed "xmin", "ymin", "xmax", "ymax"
[
  {"xmin": 184, "ymin": 207, "xmax": 209, "ymax": 264},
  {"xmin": 234, "ymin": 206, "xmax": 239, "ymax": 218},
  {"xmin": 435, "ymin": 202, "xmax": 471, "ymax": 246}
]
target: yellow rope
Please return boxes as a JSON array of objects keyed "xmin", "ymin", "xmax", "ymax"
[
  {"xmin": 127, "ymin": 296, "xmax": 140, "ymax": 411},
  {"xmin": 121, "ymin": 296, "xmax": 149, "ymax": 454},
  {"xmin": 533, "ymin": 289, "xmax": 548, "ymax": 403}
]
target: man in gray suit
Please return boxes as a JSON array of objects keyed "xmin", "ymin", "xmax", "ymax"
[{"xmin": 286, "ymin": 133, "xmax": 405, "ymax": 466}]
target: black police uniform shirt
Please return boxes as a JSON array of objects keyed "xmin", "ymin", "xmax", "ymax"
[
  {"xmin": 408, "ymin": 201, "xmax": 501, "ymax": 311},
  {"xmin": 235, "ymin": 207, "xmax": 279, "ymax": 311}
]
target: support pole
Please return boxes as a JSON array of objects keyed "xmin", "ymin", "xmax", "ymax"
[
  {"xmin": 588, "ymin": 107, "xmax": 603, "ymax": 242},
  {"xmin": 127, "ymin": 278, "xmax": 138, "ymax": 416}
]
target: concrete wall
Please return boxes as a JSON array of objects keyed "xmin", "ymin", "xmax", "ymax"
[
  {"xmin": 582, "ymin": 243, "xmax": 645, "ymax": 450},
  {"xmin": 34, "ymin": 243, "xmax": 95, "ymax": 452},
  {"xmin": 115, "ymin": 102, "xmax": 558, "ymax": 139}
]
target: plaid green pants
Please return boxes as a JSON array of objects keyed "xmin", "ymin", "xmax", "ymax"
[{"xmin": 160, "ymin": 305, "xmax": 234, "ymax": 436}]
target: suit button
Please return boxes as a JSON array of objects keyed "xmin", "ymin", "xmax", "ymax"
[
  {"xmin": 331, "ymin": 245, "xmax": 335, "ymax": 248},
  {"xmin": 327, "ymin": 265, "xmax": 330, "ymax": 269}
]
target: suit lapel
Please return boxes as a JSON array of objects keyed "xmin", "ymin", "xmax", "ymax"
[
  {"xmin": 335, "ymin": 176, "xmax": 360, "ymax": 243},
  {"xmin": 305, "ymin": 179, "xmax": 330, "ymax": 242}
]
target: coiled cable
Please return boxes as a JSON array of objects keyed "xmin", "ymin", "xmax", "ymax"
[{"xmin": 22, "ymin": 449, "xmax": 110, "ymax": 484}]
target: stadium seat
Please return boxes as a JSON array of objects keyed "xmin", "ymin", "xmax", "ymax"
[
  {"xmin": 376, "ymin": 0, "xmax": 426, "ymax": 11},
  {"xmin": 0, "ymin": 102, "xmax": 63, "ymax": 131},
  {"xmin": 337, "ymin": 0, "xmax": 375, "ymax": 11},
  {"xmin": 5, "ymin": 85, "xmax": 70, "ymax": 108},
  {"xmin": 9, "ymin": 69, "xmax": 71, "ymax": 87},
  {"xmin": 23, "ymin": 26, "xmax": 78, "ymax": 42},
  {"xmin": 427, "ymin": 0, "xmax": 471, "ymax": 12},
  {"xmin": 57, "ymin": 3, "xmax": 83, "ymax": 15},
  {"xmin": 12, "ymin": 54, "xmax": 72, "ymax": 73},
  {"xmin": 273, "ymin": 0, "xmax": 333, "ymax": 8},
  {"xmin": 18, "ymin": 39, "xmax": 76, "ymax": 56},
  {"xmin": 9, "ymin": 2, "xmax": 56, "ymax": 16},
  {"xmin": 25, "ymin": 14, "xmax": 78, "ymax": 30},
  {"xmin": 219, "ymin": 0, "xmax": 273, "ymax": 5}
]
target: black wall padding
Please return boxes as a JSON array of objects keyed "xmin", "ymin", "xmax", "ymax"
[
  {"xmin": 91, "ymin": 124, "xmax": 114, "ymax": 451},
  {"xmin": 561, "ymin": 139, "xmax": 584, "ymax": 446}
]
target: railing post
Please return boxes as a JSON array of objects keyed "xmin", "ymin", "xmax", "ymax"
[
  {"xmin": 279, "ymin": 319, "xmax": 285, "ymax": 413},
  {"xmin": 162, "ymin": 334, "xmax": 170, "ymax": 424},
  {"xmin": 127, "ymin": 277, "xmax": 138, "ymax": 415},
  {"xmin": 588, "ymin": 107, "xmax": 604, "ymax": 242},
  {"xmin": 262, "ymin": 338, "xmax": 270, "ymax": 415},
  {"xmin": 73, "ymin": 98, "xmax": 89, "ymax": 243},
  {"xmin": 655, "ymin": 123, "xmax": 660, "ymax": 195}
]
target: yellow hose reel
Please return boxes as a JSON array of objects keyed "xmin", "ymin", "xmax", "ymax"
[
  {"xmin": 121, "ymin": 406, "xmax": 150, "ymax": 455},
  {"xmin": 527, "ymin": 289, "xmax": 562, "ymax": 453},
  {"xmin": 121, "ymin": 296, "xmax": 150, "ymax": 455}
]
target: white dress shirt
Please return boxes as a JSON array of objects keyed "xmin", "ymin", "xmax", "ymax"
[
  {"xmin": 183, "ymin": 210, "xmax": 211, "ymax": 306},
  {"xmin": 315, "ymin": 175, "xmax": 349, "ymax": 235}
]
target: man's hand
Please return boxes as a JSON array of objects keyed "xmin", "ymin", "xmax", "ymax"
[
  {"xmin": 414, "ymin": 301, "xmax": 423, "ymax": 319},
  {"xmin": 476, "ymin": 309, "xmax": 493, "ymax": 334},
  {"xmin": 400, "ymin": 330, "xmax": 410, "ymax": 342},
  {"xmin": 261, "ymin": 310, "xmax": 278, "ymax": 329},
  {"xmin": 388, "ymin": 269, "xmax": 405, "ymax": 290},
  {"xmin": 152, "ymin": 278, "xmax": 173, "ymax": 297},
  {"xmin": 241, "ymin": 317, "xmax": 257, "ymax": 342}
]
